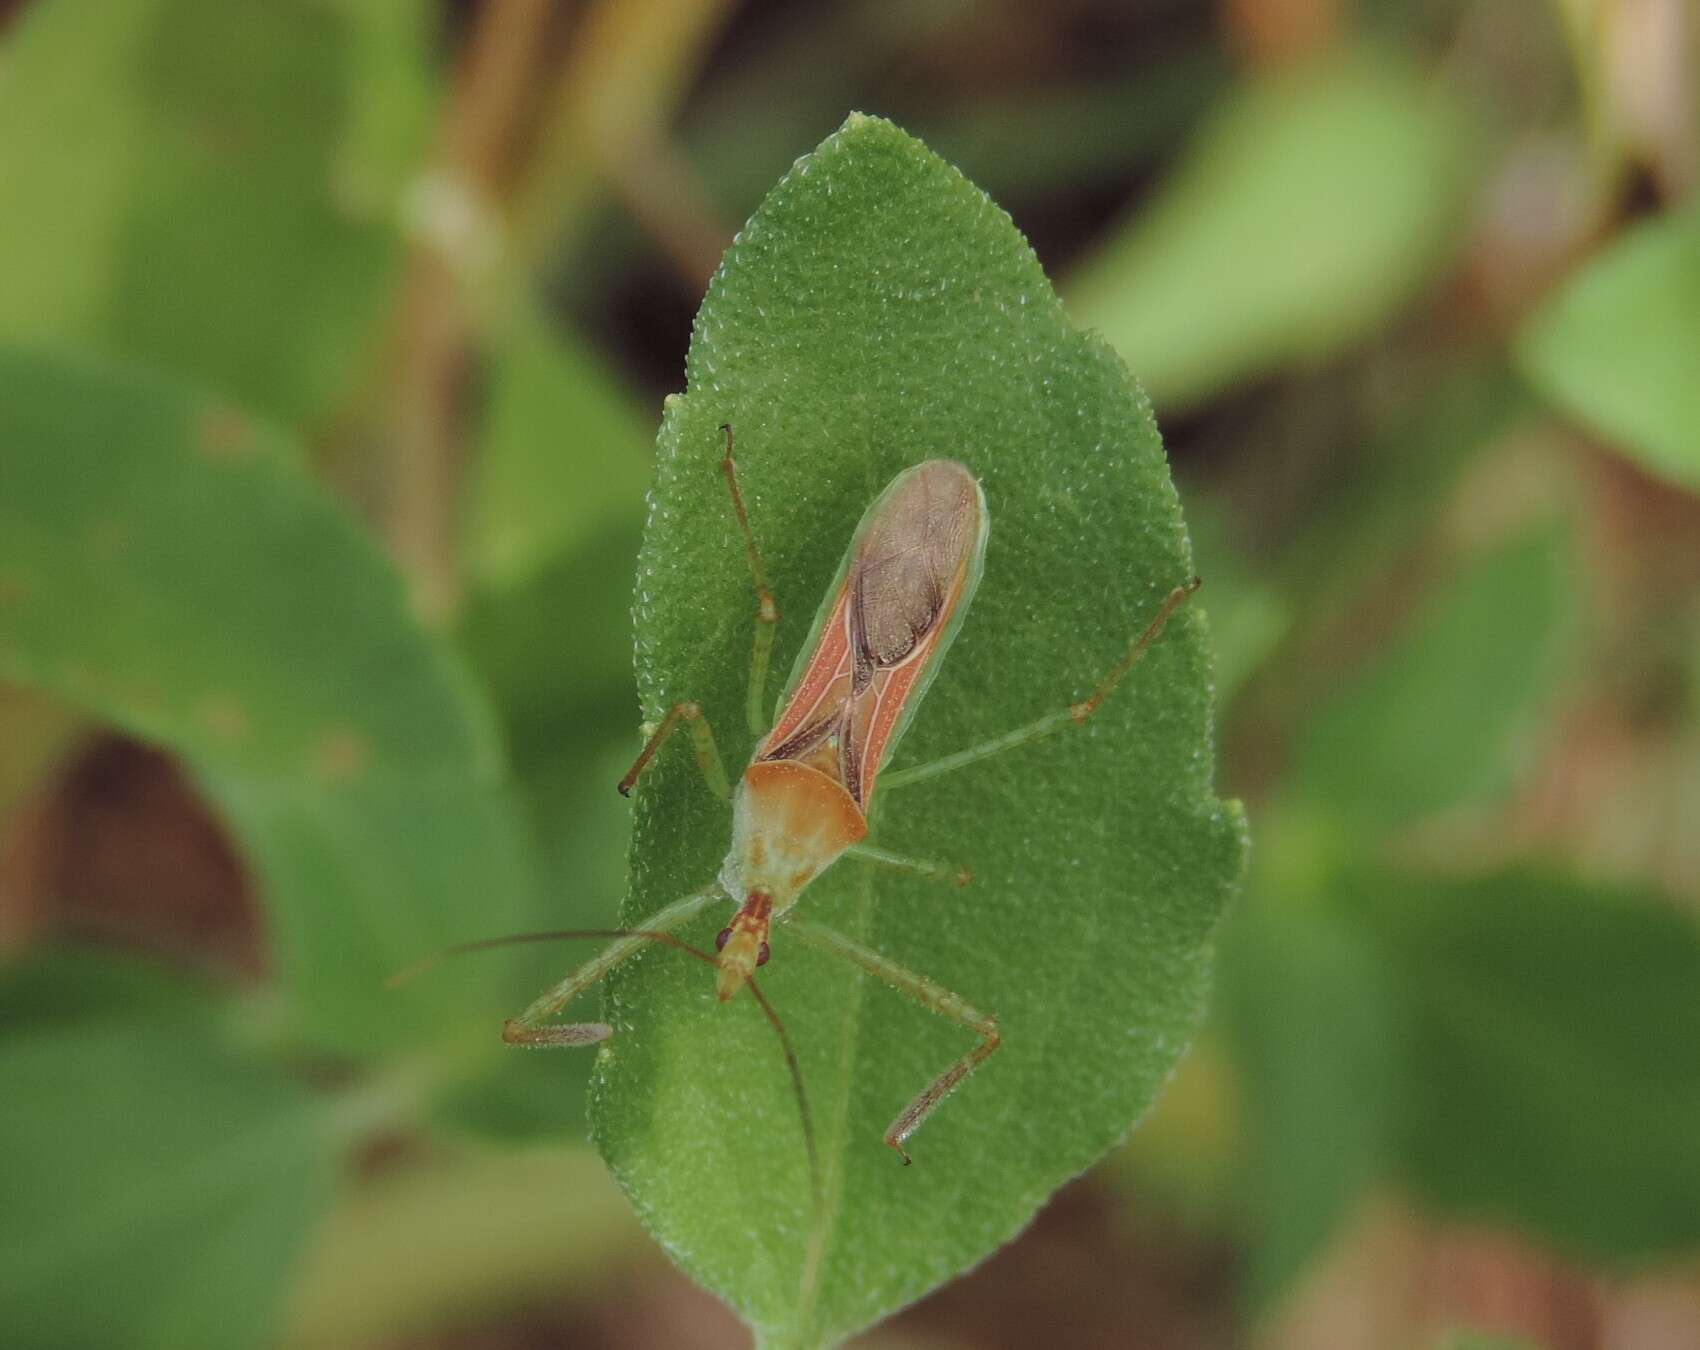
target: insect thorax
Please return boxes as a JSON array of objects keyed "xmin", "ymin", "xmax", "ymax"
[{"xmin": 724, "ymin": 759, "xmax": 867, "ymax": 911}]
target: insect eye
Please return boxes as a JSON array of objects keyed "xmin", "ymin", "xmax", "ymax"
[
  {"xmin": 715, "ymin": 927, "xmax": 732, "ymax": 952},
  {"xmin": 757, "ymin": 942, "xmax": 771, "ymax": 967}
]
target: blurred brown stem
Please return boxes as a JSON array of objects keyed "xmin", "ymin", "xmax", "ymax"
[
  {"xmin": 510, "ymin": 0, "xmax": 740, "ymax": 287},
  {"xmin": 383, "ymin": 0, "xmax": 738, "ymax": 620},
  {"xmin": 382, "ymin": 0, "xmax": 560, "ymax": 623},
  {"xmin": 606, "ymin": 125, "xmax": 732, "ymax": 292},
  {"xmin": 1219, "ymin": 0, "xmax": 1343, "ymax": 66}
]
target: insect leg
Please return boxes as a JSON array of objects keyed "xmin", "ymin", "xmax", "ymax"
[
  {"xmin": 617, "ymin": 701, "xmax": 730, "ymax": 799},
  {"xmin": 502, "ymin": 885, "xmax": 725, "ymax": 1046},
  {"xmin": 786, "ymin": 918, "xmax": 1000, "ymax": 1164},
  {"xmin": 880, "ymin": 578, "xmax": 1199, "ymax": 792},
  {"xmin": 845, "ymin": 841, "xmax": 971, "ymax": 889},
  {"xmin": 718, "ymin": 424, "xmax": 781, "ymax": 737}
]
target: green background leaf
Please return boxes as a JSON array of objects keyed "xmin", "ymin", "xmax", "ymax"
[
  {"xmin": 0, "ymin": 1016, "xmax": 338, "ymax": 1350},
  {"xmin": 1291, "ymin": 526, "xmax": 1573, "ymax": 832},
  {"xmin": 0, "ymin": 0, "xmax": 417, "ymax": 427},
  {"xmin": 1517, "ymin": 208, "xmax": 1700, "ymax": 494},
  {"xmin": 1357, "ymin": 869, "xmax": 1700, "ymax": 1264},
  {"xmin": 0, "ymin": 946, "xmax": 218, "ymax": 1031},
  {"xmin": 593, "ymin": 115, "xmax": 1245, "ymax": 1346},
  {"xmin": 1067, "ymin": 48, "xmax": 1471, "ymax": 411},
  {"xmin": 465, "ymin": 308, "xmax": 652, "ymax": 593},
  {"xmin": 1220, "ymin": 905, "xmax": 1395, "ymax": 1311},
  {"xmin": 0, "ymin": 346, "xmax": 529, "ymax": 1054}
]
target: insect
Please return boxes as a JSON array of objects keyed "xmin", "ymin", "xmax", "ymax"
[{"xmin": 401, "ymin": 426, "xmax": 1197, "ymax": 1165}]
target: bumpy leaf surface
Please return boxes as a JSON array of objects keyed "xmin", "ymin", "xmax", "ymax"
[{"xmin": 593, "ymin": 115, "xmax": 1245, "ymax": 1346}]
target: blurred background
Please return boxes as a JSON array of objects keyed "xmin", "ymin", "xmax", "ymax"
[{"xmin": 1, "ymin": 1, "xmax": 1697, "ymax": 1347}]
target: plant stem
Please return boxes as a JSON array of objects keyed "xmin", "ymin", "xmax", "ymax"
[{"xmin": 381, "ymin": 0, "xmax": 559, "ymax": 623}]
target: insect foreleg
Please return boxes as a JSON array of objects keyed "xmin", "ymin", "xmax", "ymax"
[
  {"xmin": 617, "ymin": 701, "xmax": 730, "ymax": 799},
  {"xmin": 845, "ymin": 841, "xmax": 971, "ymax": 888},
  {"xmin": 879, "ymin": 578, "xmax": 1199, "ymax": 792},
  {"xmin": 502, "ymin": 885, "xmax": 725, "ymax": 1047},
  {"xmin": 786, "ymin": 918, "xmax": 1000, "ymax": 1164},
  {"xmin": 717, "ymin": 424, "xmax": 781, "ymax": 737}
]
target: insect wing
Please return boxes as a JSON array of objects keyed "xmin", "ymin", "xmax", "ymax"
[
  {"xmin": 759, "ymin": 585, "xmax": 854, "ymax": 762},
  {"xmin": 758, "ymin": 459, "xmax": 988, "ymax": 806}
]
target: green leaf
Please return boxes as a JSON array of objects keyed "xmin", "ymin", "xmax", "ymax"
[
  {"xmin": 459, "ymin": 523, "xmax": 644, "ymax": 754},
  {"xmin": 0, "ymin": 0, "xmax": 421, "ymax": 427},
  {"xmin": 1517, "ymin": 208, "xmax": 1700, "ymax": 494},
  {"xmin": 595, "ymin": 115, "xmax": 1245, "ymax": 1346},
  {"xmin": 1067, "ymin": 49, "xmax": 1471, "ymax": 410},
  {"xmin": 0, "ymin": 346, "xmax": 528, "ymax": 1053},
  {"xmin": 1292, "ymin": 526, "xmax": 1573, "ymax": 832},
  {"xmin": 331, "ymin": 0, "xmax": 439, "ymax": 218},
  {"xmin": 0, "ymin": 1, "xmax": 154, "ymax": 346},
  {"xmin": 0, "ymin": 1017, "xmax": 338, "ymax": 1350},
  {"xmin": 1220, "ymin": 905, "xmax": 1396, "ymax": 1312},
  {"xmin": 1356, "ymin": 869, "xmax": 1700, "ymax": 1264},
  {"xmin": 0, "ymin": 350, "xmax": 491, "ymax": 781},
  {"xmin": 0, "ymin": 945, "xmax": 218, "ymax": 1030},
  {"xmin": 465, "ymin": 309, "xmax": 651, "ymax": 593},
  {"xmin": 202, "ymin": 769, "xmax": 536, "ymax": 1054}
]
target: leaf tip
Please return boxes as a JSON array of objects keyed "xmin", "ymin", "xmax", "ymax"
[{"xmin": 829, "ymin": 109, "xmax": 915, "ymax": 153}]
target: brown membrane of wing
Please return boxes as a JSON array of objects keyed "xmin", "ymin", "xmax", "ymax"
[
  {"xmin": 841, "ymin": 461, "xmax": 981, "ymax": 803},
  {"xmin": 755, "ymin": 461, "xmax": 981, "ymax": 813}
]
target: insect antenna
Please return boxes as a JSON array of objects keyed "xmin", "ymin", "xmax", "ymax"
[
  {"xmin": 387, "ymin": 924, "xmax": 815, "ymax": 1139},
  {"xmin": 745, "ymin": 975, "xmax": 822, "ymax": 1213},
  {"xmin": 385, "ymin": 927, "xmax": 827, "ymax": 1285},
  {"xmin": 747, "ymin": 972, "xmax": 827, "ymax": 1320},
  {"xmin": 384, "ymin": 928, "xmax": 716, "ymax": 990}
]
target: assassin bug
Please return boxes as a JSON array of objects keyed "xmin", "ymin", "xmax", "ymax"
[{"xmin": 401, "ymin": 426, "xmax": 1197, "ymax": 1164}]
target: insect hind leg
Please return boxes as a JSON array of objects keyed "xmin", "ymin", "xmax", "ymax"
[
  {"xmin": 878, "ymin": 578, "xmax": 1200, "ymax": 792},
  {"xmin": 845, "ymin": 841, "xmax": 972, "ymax": 889},
  {"xmin": 786, "ymin": 918, "xmax": 1000, "ymax": 1163}
]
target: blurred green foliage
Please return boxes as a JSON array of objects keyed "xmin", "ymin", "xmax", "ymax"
[
  {"xmin": 1219, "ymin": 905, "xmax": 1395, "ymax": 1311},
  {"xmin": 1518, "ymin": 207, "xmax": 1700, "ymax": 492},
  {"xmin": 0, "ymin": 951, "xmax": 336, "ymax": 1350},
  {"xmin": 1292, "ymin": 526, "xmax": 1573, "ymax": 833},
  {"xmin": 0, "ymin": 347, "xmax": 528, "ymax": 1055},
  {"xmin": 1067, "ymin": 48, "xmax": 1472, "ymax": 410},
  {"xmin": 0, "ymin": 0, "xmax": 419, "ymax": 427},
  {"xmin": 466, "ymin": 309, "xmax": 651, "ymax": 592},
  {"xmin": 1369, "ymin": 868, "xmax": 1700, "ymax": 1263},
  {"xmin": 1, "ymin": 1, "xmax": 1698, "ymax": 1348}
]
